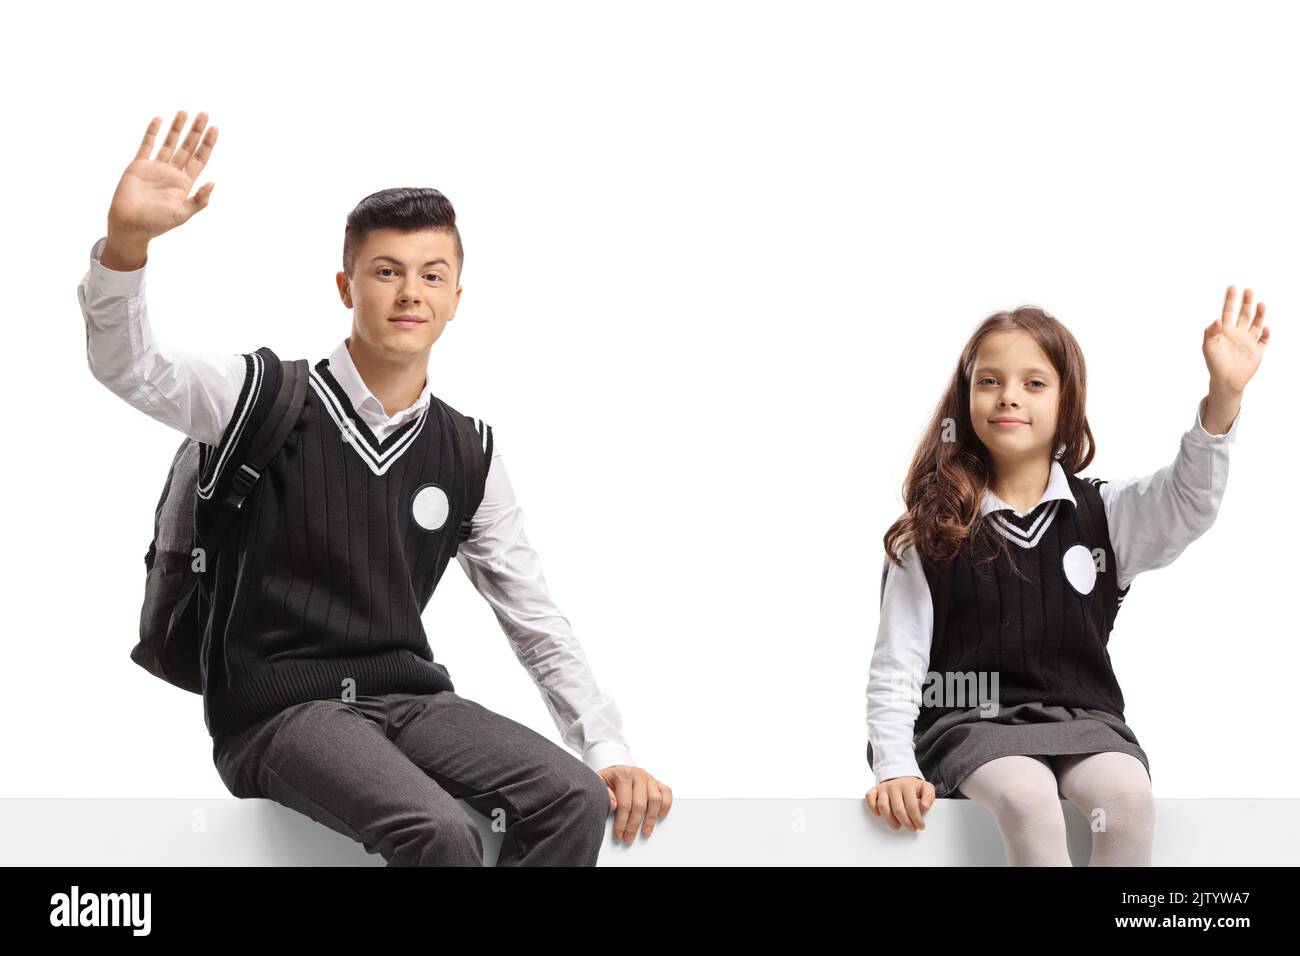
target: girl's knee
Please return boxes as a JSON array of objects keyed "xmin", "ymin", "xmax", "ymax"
[
  {"xmin": 966, "ymin": 765, "xmax": 1063, "ymax": 823},
  {"xmin": 1095, "ymin": 777, "xmax": 1154, "ymax": 827},
  {"xmin": 996, "ymin": 780, "xmax": 1064, "ymax": 823},
  {"xmin": 1061, "ymin": 752, "xmax": 1154, "ymax": 825}
]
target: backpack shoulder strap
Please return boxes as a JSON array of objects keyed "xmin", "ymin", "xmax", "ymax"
[
  {"xmin": 449, "ymin": 410, "xmax": 493, "ymax": 547},
  {"xmin": 197, "ymin": 348, "xmax": 308, "ymax": 553},
  {"xmin": 197, "ymin": 349, "xmax": 275, "ymax": 504},
  {"xmin": 228, "ymin": 353, "xmax": 309, "ymax": 509}
]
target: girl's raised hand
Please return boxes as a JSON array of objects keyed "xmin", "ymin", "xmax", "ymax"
[
  {"xmin": 107, "ymin": 111, "xmax": 219, "ymax": 243},
  {"xmin": 1204, "ymin": 286, "xmax": 1271, "ymax": 395},
  {"xmin": 865, "ymin": 777, "xmax": 935, "ymax": 832}
]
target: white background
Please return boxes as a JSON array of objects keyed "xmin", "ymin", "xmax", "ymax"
[{"xmin": 3, "ymin": 0, "xmax": 1295, "ymax": 799}]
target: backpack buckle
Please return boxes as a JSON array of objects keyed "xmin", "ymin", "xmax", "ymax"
[{"xmin": 225, "ymin": 464, "xmax": 261, "ymax": 510}]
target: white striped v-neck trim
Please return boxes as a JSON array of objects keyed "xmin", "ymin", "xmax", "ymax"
[
  {"xmin": 987, "ymin": 499, "xmax": 1062, "ymax": 548},
  {"xmin": 309, "ymin": 365, "xmax": 430, "ymax": 476}
]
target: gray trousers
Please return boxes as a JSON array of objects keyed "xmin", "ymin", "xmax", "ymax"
[{"xmin": 211, "ymin": 689, "xmax": 610, "ymax": 866}]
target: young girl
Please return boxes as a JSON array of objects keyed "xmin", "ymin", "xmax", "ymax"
[{"xmin": 864, "ymin": 287, "xmax": 1270, "ymax": 866}]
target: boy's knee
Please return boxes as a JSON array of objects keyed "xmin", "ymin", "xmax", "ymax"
[
  {"xmin": 577, "ymin": 770, "xmax": 612, "ymax": 821},
  {"xmin": 385, "ymin": 811, "xmax": 484, "ymax": 866},
  {"xmin": 540, "ymin": 766, "xmax": 611, "ymax": 834}
]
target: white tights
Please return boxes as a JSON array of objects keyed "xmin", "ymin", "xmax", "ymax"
[{"xmin": 957, "ymin": 751, "xmax": 1155, "ymax": 866}]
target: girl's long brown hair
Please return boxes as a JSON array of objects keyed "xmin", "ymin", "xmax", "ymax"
[{"xmin": 884, "ymin": 306, "xmax": 1097, "ymax": 574}]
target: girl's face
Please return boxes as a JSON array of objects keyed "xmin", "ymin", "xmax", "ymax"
[{"xmin": 968, "ymin": 330, "xmax": 1060, "ymax": 466}]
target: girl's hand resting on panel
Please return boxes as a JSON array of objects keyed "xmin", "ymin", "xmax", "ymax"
[{"xmin": 865, "ymin": 777, "xmax": 936, "ymax": 832}]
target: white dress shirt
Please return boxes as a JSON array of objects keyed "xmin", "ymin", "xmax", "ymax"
[
  {"xmin": 78, "ymin": 236, "xmax": 634, "ymax": 773},
  {"xmin": 867, "ymin": 399, "xmax": 1240, "ymax": 784}
]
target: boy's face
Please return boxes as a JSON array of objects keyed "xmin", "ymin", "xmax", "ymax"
[
  {"xmin": 968, "ymin": 330, "xmax": 1061, "ymax": 466},
  {"xmin": 336, "ymin": 227, "xmax": 462, "ymax": 360}
]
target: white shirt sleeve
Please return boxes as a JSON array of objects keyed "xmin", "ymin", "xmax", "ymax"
[
  {"xmin": 866, "ymin": 543, "xmax": 933, "ymax": 784},
  {"xmin": 454, "ymin": 434, "xmax": 634, "ymax": 773},
  {"xmin": 1092, "ymin": 397, "xmax": 1241, "ymax": 593},
  {"xmin": 78, "ymin": 235, "xmax": 248, "ymax": 447}
]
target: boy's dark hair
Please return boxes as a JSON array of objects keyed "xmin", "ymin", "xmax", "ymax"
[{"xmin": 342, "ymin": 187, "xmax": 464, "ymax": 283}]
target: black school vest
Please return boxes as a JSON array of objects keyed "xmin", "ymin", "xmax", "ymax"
[
  {"xmin": 195, "ymin": 347, "xmax": 493, "ymax": 738},
  {"xmin": 912, "ymin": 474, "xmax": 1130, "ymax": 736}
]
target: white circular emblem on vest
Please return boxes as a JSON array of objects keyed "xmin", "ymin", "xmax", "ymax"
[
  {"xmin": 411, "ymin": 484, "xmax": 450, "ymax": 531},
  {"xmin": 1062, "ymin": 543, "xmax": 1097, "ymax": 596}
]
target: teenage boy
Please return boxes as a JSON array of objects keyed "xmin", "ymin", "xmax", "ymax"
[{"xmin": 79, "ymin": 110, "xmax": 671, "ymax": 866}]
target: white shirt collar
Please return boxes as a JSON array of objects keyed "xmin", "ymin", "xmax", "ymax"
[
  {"xmin": 325, "ymin": 337, "xmax": 433, "ymax": 426},
  {"xmin": 979, "ymin": 458, "xmax": 1076, "ymax": 518}
]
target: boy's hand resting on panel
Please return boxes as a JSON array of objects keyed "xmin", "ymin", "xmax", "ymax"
[{"xmin": 597, "ymin": 765, "xmax": 672, "ymax": 844}]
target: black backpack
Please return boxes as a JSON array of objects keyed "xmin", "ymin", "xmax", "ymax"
[{"xmin": 133, "ymin": 355, "xmax": 310, "ymax": 694}]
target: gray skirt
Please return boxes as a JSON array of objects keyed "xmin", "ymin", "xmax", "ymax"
[{"xmin": 914, "ymin": 701, "xmax": 1151, "ymax": 799}]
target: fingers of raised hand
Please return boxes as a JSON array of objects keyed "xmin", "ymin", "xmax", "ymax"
[
  {"xmin": 1219, "ymin": 285, "xmax": 1267, "ymax": 340},
  {"xmin": 134, "ymin": 116, "xmax": 162, "ymax": 162},
  {"xmin": 184, "ymin": 124, "xmax": 218, "ymax": 182},
  {"xmin": 138, "ymin": 110, "xmax": 210, "ymax": 172},
  {"xmin": 1237, "ymin": 288, "xmax": 1255, "ymax": 326},
  {"xmin": 1250, "ymin": 300, "xmax": 1268, "ymax": 338},
  {"xmin": 172, "ymin": 112, "xmax": 215, "ymax": 176},
  {"xmin": 1221, "ymin": 285, "xmax": 1237, "ymax": 325},
  {"xmin": 150, "ymin": 110, "xmax": 188, "ymax": 164}
]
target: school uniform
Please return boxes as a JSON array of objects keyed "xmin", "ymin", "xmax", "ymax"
[
  {"xmin": 867, "ymin": 398, "xmax": 1239, "ymax": 798},
  {"xmin": 79, "ymin": 236, "xmax": 629, "ymax": 864}
]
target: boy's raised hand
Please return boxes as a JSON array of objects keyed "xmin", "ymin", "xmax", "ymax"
[
  {"xmin": 865, "ymin": 776, "xmax": 935, "ymax": 832},
  {"xmin": 1204, "ymin": 285, "xmax": 1271, "ymax": 395},
  {"xmin": 107, "ymin": 111, "xmax": 219, "ymax": 244}
]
